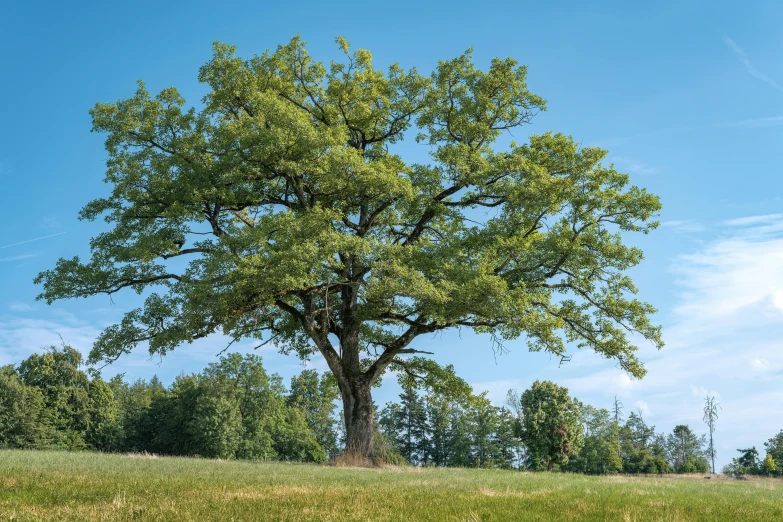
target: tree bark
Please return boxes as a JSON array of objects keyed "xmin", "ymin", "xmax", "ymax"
[{"xmin": 341, "ymin": 375, "xmax": 375, "ymax": 459}]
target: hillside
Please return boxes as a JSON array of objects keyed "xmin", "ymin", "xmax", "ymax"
[{"xmin": 1, "ymin": 450, "xmax": 782, "ymax": 521}]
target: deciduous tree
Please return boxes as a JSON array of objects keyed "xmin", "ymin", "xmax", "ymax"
[
  {"xmin": 516, "ymin": 380, "xmax": 583, "ymax": 471},
  {"xmin": 763, "ymin": 430, "xmax": 783, "ymax": 477},
  {"xmin": 35, "ymin": 36, "xmax": 662, "ymax": 458}
]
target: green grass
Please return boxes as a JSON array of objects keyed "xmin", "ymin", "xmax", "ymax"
[{"xmin": 1, "ymin": 451, "xmax": 782, "ymax": 521}]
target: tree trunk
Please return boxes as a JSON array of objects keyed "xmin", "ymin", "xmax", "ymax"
[{"xmin": 341, "ymin": 376, "xmax": 375, "ymax": 459}]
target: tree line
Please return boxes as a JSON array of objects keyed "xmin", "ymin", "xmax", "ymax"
[
  {"xmin": 0, "ymin": 345, "xmax": 339, "ymax": 463},
  {"xmin": 379, "ymin": 370, "xmax": 717, "ymax": 474},
  {"xmin": 3, "ymin": 346, "xmax": 782, "ymax": 476}
]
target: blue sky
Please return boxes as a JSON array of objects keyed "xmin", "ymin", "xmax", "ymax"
[{"xmin": 1, "ymin": 1, "xmax": 782, "ymax": 467}]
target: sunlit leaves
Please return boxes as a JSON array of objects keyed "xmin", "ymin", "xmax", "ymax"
[{"xmin": 37, "ymin": 36, "xmax": 662, "ymax": 382}]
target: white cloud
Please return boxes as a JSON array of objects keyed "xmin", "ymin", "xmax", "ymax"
[
  {"xmin": 723, "ymin": 36, "xmax": 783, "ymax": 94},
  {"xmin": 611, "ymin": 156, "xmax": 660, "ymax": 176},
  {"xmin": 0, "ymin": 313, "xmax": 279, "ymax": 384},
  {"xmin": 0, "ymin": 254, "xmax": 36, "ymax": 263},
  {"xmin": 471, "ymin": 379, "xmax": 522, "ymax": 405},
  {"xmin": 553, "ymin": 213, "xmax": 783, "ymax": 467},
  {"xmin": 615, "ymin": 373, "xmax": 633, "ymax": 389},
  {"xmin": 8, "ymin": 303, "xmax": 33, "ymax": 312},
  {"xmin": 634, "ymin": 400, "xmax": 651, "ymax": 418},
  {"xmin": 690, "ymin": 385, "xmax": 719, "ymax": 400},
  {"xmin": 661, "ymin": 220, "xmax": 706, "ymax": 234},
  {"xmin": 303, "ymin": 353, "xmax": 331, "ymax": 374},
  {"xmin": 0, "ymin": 316, "xmax": 102, "ymax": 366},
  {"xmin": 668, "ymin": 226, "xmax": 783, "ymax": 342},
  {"xmin": 750, "ymin": 357, "xmax": 771, "ymax": 372},
  {"xmin": 724, "ymin": 213, "xmax": 783, "ymax": 227}
]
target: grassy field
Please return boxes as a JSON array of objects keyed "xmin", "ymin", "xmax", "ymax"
[{"xmin": 1, "ymin": 451, "xmax": 782, "ymax": 521}]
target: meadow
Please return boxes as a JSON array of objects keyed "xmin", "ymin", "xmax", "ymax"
[{"xmin": 1, "ymin": 450, "xmax": 782, "ymax": 521}]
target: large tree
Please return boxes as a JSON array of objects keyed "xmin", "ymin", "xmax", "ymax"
[{"xmin": 35, "ymin": 36, "xmax": 662, "ymax": 458}]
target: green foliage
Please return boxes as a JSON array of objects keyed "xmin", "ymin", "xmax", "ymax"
[
  {"xmin": 379, "ymin": 388, "xmax": 428, "ymax": 464},
  {"xmin": 151, "ymin": 354, "xmax": 327, "ymax": 462},
  {"xmin": 666, "ymin": 425, "xmax": 709, "ymax": 474},
  {"xmin": 762, "ymin": 454, "xmax": 777, "ymax": 476},
  {"xmin": 764, "ymin": 430, "xmax": 783, "ymax": 477},
  {"xmin": 0, "ymin": 349, "xmax": 327, "ymax": 464},
  {"xmin": 492, "ymin": 407, "xmax": 520, "ymax": 470},
  {"xmin": 7, "ymin": 346, "xmax": 764, "ymax": 479},
  {"xmin": 616, "ymin": 412, "xmax": 671, "ymax": 474},
  {"xmin": 724, "ymin": 447, "xmax": 762, "ymax": 476},
  {"xmin": 86, "ymin": 377, "xmax": 122, "ymax": 450},
  {"xmin": 288, "ymin": 369, "xmax": 340, "ymax": 458},
  {"xmin": 12, "ymin": 345, "xmax": 121, "ymax": 451},
  {"xmin": 516, "ymin": 380, "xmax": 583, "ymax": 471},
  {"xmin": 468, "ymin": 392, "xmax": 500, "ymax": 468},
  {"xmin": 568, "ymin": 406, "xmax": 621, "ymax": 475},
  {"xmin": 35, "ymin": 36, "xmax": 663, "ymax": 455},
  {"xmin": 368, "ymin": 427, "xmax": 406, "ymax": 466},
  {"xmin": 108, "ymin": 375, "xmax": 166, "ymax": 452},
  {"xmin": 379, "ymin": 360, "xmax": 520, "ymax": 469},
  {"xmin": 0, "ymin": 371, "xmax": 53, "ymax": 448}
]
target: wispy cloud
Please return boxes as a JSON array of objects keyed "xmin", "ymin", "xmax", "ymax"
[
  {"xmin": 0, "ymin": 254, "xmax": 36, "ymax": 263},
  {"xmin": 661, "ymin": 220, "xmax": 706, "ymax": 234},
  {"xmin": 723, "ymin": 36, "xmax": 783, "ymax": 93},
  {"xmin": 602, "ymin": 115, "xmax": 783, "ymax": 146},
  {"xmin": 634, "ymin": 400, "xmax": 651, "ymax": 417},
  {"xmin": 0, "ymin": 313, "xmax": 283, "ymax": 383},
  {"xmin": 670, "ymin": 225, "xmax": 783, "ymax": 339},
  {"xmin": 8, "ymin": 303, "xmax": 33, "ymax": 312},
  {"xmin": 723, "ymin": 213, "xmax": 783, "ymax": 227},
  {"xmin": 0, "ymin": 232, "xmax": 66, "ymax": 250}
]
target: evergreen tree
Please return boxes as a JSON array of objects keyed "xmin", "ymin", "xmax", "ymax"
[
  {"xmin": 569, "ymin": 406, "xmax": 621, "ymax": 475},
  {"xmin": 423, "ymin": 395, "xmax": 454, "ymax": 467},
  {"xmin": 468, "ymin": 393, "xmax": 498, "ymax": 468},
  {"xmin": 446, "ymin": 405, "xmax": 474, "ymax": 467},
  {"xmin": 492, "ymin": 407, "xmax": 520, "ymax": 470},
  {"xmin": 379, "ymin": 387, "xmax": 427, "ymax": 464},
  {"xmin": 666, "ymin": 425, "xmax": 709, "ymax": 473},
  {"xmin": 736, "ymin": 447, "xmax": 760, "ymax": 474},
  {"xmin": 288, "ymin": 369, "xmax": 340, "ymax": 458}
]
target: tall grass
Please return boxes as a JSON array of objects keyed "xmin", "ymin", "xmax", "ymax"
[{"xmin": 1, "ymin": 450, "xmax": 782, "ymax": 521}]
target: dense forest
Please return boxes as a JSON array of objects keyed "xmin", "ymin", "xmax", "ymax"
[{"xmin": 1, "ymin": 345, "xmax": 781, "ymax": 476}]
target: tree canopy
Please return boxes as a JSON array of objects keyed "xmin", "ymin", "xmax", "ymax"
[
  {"xmin": 35, "ymin": 36, "xmax": 662, "ymax": 457},
  {"xmin": 515, "ymin": 380, "xmax": 583, "ymax": 471}
]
